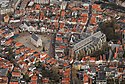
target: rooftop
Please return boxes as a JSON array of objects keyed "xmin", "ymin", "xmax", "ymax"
[{"xmin": 0, "ymin": 68, "xmax": 8, "ymax": 76}]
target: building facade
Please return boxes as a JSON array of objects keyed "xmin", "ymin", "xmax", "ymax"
[
  {"xmin": 30, "ymin": 34, "xmax": 42, "ymax": 47},
  {"xmin": 34, "ymin": 0, "xmax": 50, "ymax": 4}
]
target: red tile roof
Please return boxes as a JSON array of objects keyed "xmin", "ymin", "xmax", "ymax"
[
  {"xmin": 30, "ymin": 81, "xmax": 37, "ymax": 84},
  {"xmin": 5, "ymin": 39, "xmax": 13, "ymax": 45},
  {"xmin": 10, "ymin": 82, "xmax": 18, "ymax": 84},
  {"xmin": 35, "ymin": 4, "xmax": 40, "ymax": 10},
  {"xmin": 92, "ymin": 4, "xmax": 102, "ymax": 12},
  {"xmin": 71, "ymin": 18, "xmax": 76, "ymax": 22},
  {"xmin": 12, "ymin": 72, "xmax": 21, "ymax": 77},
  {"xmin": 114, "ymin": 52, "xmax": 117, "ymax": 59},
  {"xmin": 90, "ymin": 16, "xmax": 96, "ymax": 24},
  {"xmin": 63, "ymin": 63, "xmax": 68, "ymax": 67},
  {"xmin": 82, "ymin": 17, "xmax": 88, "ymax": 23},
  {"xmin": 81, "ymin": 13, "xmax": 88, "ymax": 17},
  {"xmin": 90, "ymin": 57, "xmax": 96, "ymax": 61},
  {"xmin": 84, "ymin": 73, "xmax": 88, "ymax": 83},
  {"xmin": 62, "ymin": 78, "xmax": 70, "ymax": 81},
  {"xmin": 84, "ymin": 6, "xmax": 89, "ymax": 10},
  {"xmin": 60, "ymin": 23, "xmax": 65, "ymax": 28},
  {"xmin": 34, "ymin": 53, "xmax": 40, "ymax": 58},
  {"xmin": 31, "ymin": 75, "xmax": 38, "ymax": 81},
  {"xmin": 42, "ymin": 78, "xmax": 49, "ymax": 83},
  {"xmin": 59, "ymin": 45, "xmax": 66, "ymax": 49},
  {"xmin": 0, "ymin": 57, "xmax": 2, "ymax": 61},
  {"xmin": 61, "ymin": 10, "xmax": 65, "ymax": 17},
  {"xmin": 15, "ymin": 42, "xmax": 23, "ymax": 47},
  {"xmin": 56, "ymin": 37, "xmax": 63, "ymax": 41}
]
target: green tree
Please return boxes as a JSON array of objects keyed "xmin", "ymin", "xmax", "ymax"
[
  {"xmin": 23, "ymin": 73, "xmax": 31, "ymax": 82},
  {"xmin": 6, "ymin": 47, "xmax": 15, "ymax": 60},
  {"xmin": 7, "ymin": 72, "xmax": 12, "ymax": 79},
  {"xmin": 50, "ymin": 66, "xmax": 60, "ymax": 83},
  {"xmin": 123, "ymin": 51, "xmax": 125, "ymax": 58},
  {"xmin": 42, "ymin": 46, "xmax": 45, "ymax": 52},
  {"xmin": 35, "ymin": 61, "xmax": 42, "ymax": 68},
  {"xmin": 100, "ymin": 18, "xmax": 121, "ymax": 41}
]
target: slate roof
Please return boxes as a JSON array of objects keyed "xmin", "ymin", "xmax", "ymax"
[
  {"xmin": 0, "ymin": 68, "xmax": 8, "ymax": 76},
  {"xmin": 31, "ymin": 34, "xmax": 39, "ymax": 41},
  {"xmin": 96, "ymin": 71, "xmax": 106, "ymax": 80}
]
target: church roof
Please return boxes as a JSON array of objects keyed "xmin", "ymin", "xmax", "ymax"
[{"xmin": 31, "ymin": 34, "xmax": 39, "ymax": 41}]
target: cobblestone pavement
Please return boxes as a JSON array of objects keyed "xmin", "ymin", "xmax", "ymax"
[{"xmin": 14, "ymin": 32, "xmax": 51, "ymax": 53}]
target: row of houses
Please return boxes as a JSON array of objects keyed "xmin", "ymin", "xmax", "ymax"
[
  {"xmin": 19, "ymin": 22, "xmax": 53, "ymax": 33},
  {"xmin": 11, "ymin": 1, "xmax": 103, "ymax": 34},
  {"xmin": 0, "ymin": 25, "xmax": 50, "ymax": 83},
  {"xmin": 0, "ymin": 23, "xmax": 74, "ymax": 84},
  {"xmin": 0, "ymin": 57, "xmax": 14, "ymax": 84},
  {"xmin": 1, "ymin": 0, "xmax": 125, "ymax": 84}
]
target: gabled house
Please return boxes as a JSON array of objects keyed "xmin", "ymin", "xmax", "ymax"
[
  {"xmin": 96, "ymin": 69, "xmax": 107, "ymax": 84},
  {"xmin": 0, "ymin": 68, "xmax": 8, "ymax": 84},
  {"xmin": 9, "ymin": 82, "xmax": 18, "ymax": 84},
  {"xmin": 34, "ymin": 0, "xmax": 50, "ymax": 4},
  {"xmin": 30, "ymin": 34, "xmax": 42, "ymax": 47},
  {"xmin": 60, "ymin": 2, "xmax": 67, "ymax": 10},
  {"xmin": 4, "ymin": 15, "xmax": 9, "ymax": 23},
  {"xmin": 10, "ymin": 71, "xmax": 21, "ymax": 83},
  {"xmin": 19, "ymin": 22, "xmax": 29, "ymax": 32}
]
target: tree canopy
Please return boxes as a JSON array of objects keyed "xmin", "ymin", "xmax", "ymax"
[{"xmin": 99, "ymin": 18, "xmax": 121, "ymax": 42}]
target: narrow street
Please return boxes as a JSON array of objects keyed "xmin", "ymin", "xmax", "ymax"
[
  {"xmin": 48, "ymin": 33, "xmax": 56, "ymax": 57},
  {"xmin": 84, "ymin": 1, "xmax": 92, "ymax": 32}
]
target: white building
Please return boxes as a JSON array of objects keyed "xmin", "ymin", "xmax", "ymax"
[
  {"xmin": 0, "ymin": 0, "xmax": 9, "ymax": 8},
  {"xmin": 34, "ymin": 0, "xmax": 50, "ymax": 4},
  {"xmin": 0, "ymin": 8, "xmax": 14, "ymax": 15},
  {"xmin": 60, "ymin": 2, "xmax": 67, "ymax": 10},
  {"xmin": 28, "ymin": 1, "xmax": 34, "ymax": 7},
  {"xmin": 40, "ymin": 27, "xmax": 46, "ymax": 32},
  {"xmin": 30, "ymin": 34, "xmax": 42, "ymax": 47},
  {"xmin": 19, "ymin": 22, "xmax": 29, "ymax": 31},
  {"xmin": 12, "ymin": 0, "xmax": 21, "ymax": 9}
]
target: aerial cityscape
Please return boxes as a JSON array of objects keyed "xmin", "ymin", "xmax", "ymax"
[{"xmin": 0, "ymin": 0, "xmax": 125, "ymax": 84}]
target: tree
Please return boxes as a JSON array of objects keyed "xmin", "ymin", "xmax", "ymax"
[
  {"xmin": 35, "ymin": 61, "xmax": 42, "ymax": 68},
  {"xmin": 5, "ymin": 47, "xmax": 15, "ymax": 61},
  {"xmin": 91, "ymin": 43, "xmax": 109, "ymax": 59},
  {"xmin": 123, "ymin": 51, "xmax": 125, "ymax": 58},
  {"xmin": 7, "ymin": 72, "xmax": 12, "ymax": 79},
  {"xmin": 41, "ymin": 68, "xmax": 50, "ymax": 78},
  {"xmin": 100, "ymin": 18, "xmax": 121, "ymax": 41},
  {"xmin": 23, "ymin": 73, "xmax": 31, "ymax": 82},
  {"xmin": 50, "ymin": 66, "xmax": 60, "ymax": 83},
  {"xmin": 51, "ymin": 66, "xmax": 59, "ymax": 74},
  {"xmin": 49, "ymin": 71, "xmax": 60, "ymax": 82},
  {"xmin": 42, "ymin": 46, "xmax": 45, "ymax": 52}
]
